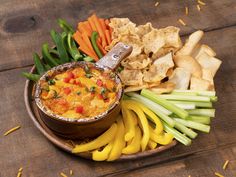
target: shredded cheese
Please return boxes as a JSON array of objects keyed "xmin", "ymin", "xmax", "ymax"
[
  {"xmin": 70, "ymin": 169, "xmax": 73, "ymax": 175},
  {"xmin": 16, "ymin": 167, "xmax": 23, "ymax": 177},
  {"xmin": 198, "ymin": 0, "xmax": 206, "ymax": 6},
  {"xmin": 185, "ymin": 7, "xmax": 189, "ymax": 15},
  {"xmin": 155, "ymin": 2, "xmax": 159, "ymax": 7},
  {"xmin": 4, "ymin": 126, "xmax": 21, "ymax": 136},
  {"xmin": 223, "ymin": 160, "xmax": 229, "ymax": 170},
  {"xmin": 60, "ymin": 172, "xmax": 68, "ymax": 177},
  {"xmin": 178, "ymin": 19, "xmax": 186, "ymax": 26},
  {"xmin": 215, "ymin": 172, "xmax": 224, "ymax": 177},
  {"xmin": 197, "ymin": 5, "xmax": 201, "ymax": 11}
]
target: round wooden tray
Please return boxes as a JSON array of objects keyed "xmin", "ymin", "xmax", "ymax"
[{"xmin": 24, "ymin": 66, "xmax": 177, "ymax": 161}]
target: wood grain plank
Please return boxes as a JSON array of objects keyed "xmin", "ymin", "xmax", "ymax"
[
  {"xmin": 0, "ymin": 26, "xmax": 236, "ymax": 177},
  {"xmin": 120, "ymin": 144, "xmax": 236, "ymax": 177},
  {"xmin": 0, "ymin": 0, "xmax": 236, "ymax": 71}
]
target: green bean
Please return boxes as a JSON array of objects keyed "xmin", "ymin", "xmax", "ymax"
[
  {"xmin": 57, "ymin": 18, "xmax": 74, "ymax": 34},
  {"xmin": 42, "ymin": 43, "xmax": 60, "ymax": 67},
  {"xmin": 49, "ymin": 48, "xmax": 59, "ymax": 56},
  {"xmin": 22, "ymin": 72, "xmax": 40, "ymax": 82},
  {"xmin": 44, "ymin": 64, "xmax": 51, "ymax": 71},
  {"xmin": 91, "ymin": 31, "xmax": 103, "ymax": 58},
  {"xmin": 50, "ymin": 30, "xmax": 70, "ymax": 63},
  {"xmin": 33, "ymin": 53, "xmax": 45, "ymax": 75},
  {"xmin": 67, "ymin": 33, "xmax": 82, "ymax": 61}
]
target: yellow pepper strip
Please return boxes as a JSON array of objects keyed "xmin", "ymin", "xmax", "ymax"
[
  {"xmin": 135, "ymin": 101, "xmax": 163, "ymax": 135},
  {"xmin": 122, "ymin": 126, "xmax": 141, "ymax": 154},
  {"xmin": 130, "ymin": 111, "xmax": 138, "ymax": 126},
  {"xmin": 121, "ymin": 102, "xmax": 136, "ymax": 142},
  {"xmin": 92, "ymin": 140, "xmax": 114, "ymax": 161},
  {"xmin": 107, "ymin": 117, "xmax": 126, "ymax": 161},
  {"xmin": 72, "ymin": 123, "xmax": 117, "ymax": 153},
  {"xmin": 123, "ymin": 100, "xmax": 150, "ymax": 152},
  {"xmin": 148, "ymin": 139, "xmax": 157, "ymax": 150},
  {"xmin": 149, "ymin": 125, "xmax": 174, "ymax": 145}
]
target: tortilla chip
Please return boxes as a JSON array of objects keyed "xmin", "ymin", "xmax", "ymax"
[
  {"xmin": 176, "ymin": 30, "xmax": 204, "ymax": 56},
  {"xmin": 142, "ymin": 29, "xmax": 165, "ymax": 55},
  {"xmin": 121, "ymin": 54, "xmax": 151, "ymax": 69},
  {"xmin": 168, "ymin": 67, "xmax": 191, "ymax": 89},
  {"xmin": 119, "ymin": 69, "xmax": 143, "ymax": 86},
  {"xmin": 109, "ymin": 18, "xmax": 136, "ymax": 39},
  {"xmin": 119, "ymin": 33, "xmax": 143, "ymax": 58},
  {"xmin": 174, "ymin": 55, "xmax": 202, "ymax": 77},
  {"xmin": 161, "ymin": 26, "xmax": 182, "ymax": 49},
  {"xmin": 148, "ymin": 82, "xmax": 175, "ymax": 94},
  {"xmin": 136, "ymin": 22, "xmax": 154, "ymax": 39},
  {"xmin": 190, "ymin": 76, "xmax": 212, "ymax": 91},
  {"xmin": 124, "ymin": 84, "xmax": 148, "ymax": 93},
  {"xmin": 196, "ymin": 52, "xmax": 222, "ymax": 77},
  {"xmin": 143, "ymin": 53, "xmax": 174, "ymax": 82},
  {"xmin": 192, "ymin": 44, "xmax": 216, "ymax": 59}
]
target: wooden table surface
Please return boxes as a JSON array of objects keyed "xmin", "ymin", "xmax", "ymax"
[{"xmin": 1, "ymin": 0, "xmax": 236, "ymax": 176}]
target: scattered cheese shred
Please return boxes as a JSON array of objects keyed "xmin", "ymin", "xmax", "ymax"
[
  {"xmin": 185, "ymin": 7, "xmax": 189, "ymax": 15},
  {"xmin": 155, "ymin": 1, "xmax": 159, "ymax": 7},
  {"xmin": 70, "ymin": 169, "xmax": 73, "ymax": 175},
  {"xmin": 223, "ymin": 160, "xmax": 229, "ymax": 170},
  {"xmin": 198, "ymin": 0, "xmax": 206, "ymax": 6},
  {"xmin": 16, "ymin": 167, "xmax": 23, "ymax": 177},
  {"xmin": 60, "ymin": 172, "xmax": 68, "ymax": 177},
  {"xmin": 4, "ymin": 126, "xmax": 21, "ymax": 136},
  {"xmin": 215, "ymin": 172, "xmax": 224, "ymax": 177},
  {"xmin": 178, "ymin": 19, "xmax": 186, "ymax": 26},
  {"xmin": 197, "ymin": 4, "xmax": 201, "ymax": 11}
]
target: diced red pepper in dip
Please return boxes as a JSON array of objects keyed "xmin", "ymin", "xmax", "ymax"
[
  {"xmin": 76, "ymin": 106, "xmax": 84, "ymax": 114},
  {"xmin": 96, "ymin": 79, "xmax": 103, "ymax": 87},
  {"xmin": 63, "ymin": 87, "xmax": 71, "ymax": 95}
]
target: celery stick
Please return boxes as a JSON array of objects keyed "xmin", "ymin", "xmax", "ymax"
[
  {"xmin": 210, "ymin": 96, "xmax": 218, "ymax": 102},
  {"xmin": 187, "ymin": 116, "xmax": 211, "ymax": 125},
  {"xmin": 172, "ymin": 90, "xmax": 216, "ymax": 97},
  {"xmin": 188, "ymin": 109, "xmax": 215, "ymax": 117},
  {"xmin": 157, "ymin": 94, "xmax": 211, "ymax": 102},
  {"xmin": 174, "ymin": 118, "xmax": 210, "ymax": 133},
  {"xmin": 141, "ymin": 89, "xmax": 189, "ymax": 119},
  {"xmin": 127, "ymin": 92, "xmax": 172, "ymax": 115},
  {"xmin": 171, "ymin": 92, "xmax": 198, "ymax": 96},
  {"xmin": 174, "ymin": 121, "xmax": 198, "ymax": 139},
  {"xmin": 130, "ymin": 97, "xmax": 175, "ymax": 127},
  {"xmin": 173, "ymin": 103, "xmax": 196, "ymax": 110},
  {"xmin": 163, "ymin": 122, "xmax": 192, "ymax": 146},
  {"xmin": 169, "ymin": 101, "xmax": 212, "ymax": 108}
]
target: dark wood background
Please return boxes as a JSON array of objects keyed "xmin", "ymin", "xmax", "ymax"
[{"xmin": 0, "ymin": 0, "xmax": 236, "ymax": 176}]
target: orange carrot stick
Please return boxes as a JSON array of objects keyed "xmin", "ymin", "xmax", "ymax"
[
  {"xmin": 84, "ymin": 21, "xmax": 92, "ymax": 34},
  {"xmin": 78, "ymin": 22, "xmax": 91, "ymax": 37},
  {"xmin": 105, "ymin": 19, "xmax": 110, "ymax": 27},
  {"xmin": 91, "ymin": 14, "xmax": 107, "ymax": 47},
  {"xmin": 105, "ymin": 30, "xmax": 111, "ymax": 44},
  {"xmin": 88, "ymin": 17, "xmax": 97, "ymax": 32},
  {"xmin": 81, "ymin": 32, "xmax": 97, "ymax": 57},
  {"xmin": 73, "ymin": 31, "xmax": 86, "ymax": 47},
  {"xmin": 97, "ymin": 41, "xmax": 107, "ymax": 55},
  {"xmin": 79, "ymin": 46, "xmax": 99, "ymax": 61},
  {"xmin": 99, "ymin": 18, "xmax": 106, "ymax": 32}
]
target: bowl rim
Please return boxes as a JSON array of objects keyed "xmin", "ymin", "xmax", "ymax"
[{"xmin": 34, "ymin": 61, "xmax": 123, "ymax": 124}]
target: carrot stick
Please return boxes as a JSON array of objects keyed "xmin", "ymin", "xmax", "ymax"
[
  {"xmin": 79, "ymin": 46, "xmax": 99, "ymax": 61},
  {"xmin": 105, "ymin": 30, "xmax": 111, "ymax": 44},
  {"xmin": 81, "ymin": 32, "xmax": 97, "ymax": 57},
  {"xmin": 99, "ymin": 18, "xmax": 106, "ymax": 32},
  {"xmin": 105, "ymin": 19, "xmax": 110, "ymax": 27},
  {"xmin": 97, "ymin": 40, "xmax": 107, "ymax": 55},
  {"xmin": 78, "ymin": 22, "xmax": 91, "ymax": 37},
  {"xmin": 97, "ymin": 37, "xmax": 102, "ymax": 44},
  {"xmin": 88, "ymin": 17, "xmax": 97, "ymax": 32},
  {"xmin": 91, "ymin": 14, "xmax": 107, "ymax": 47},
  {"xmin": 84, "ymin": 21, "xmax": 92, "ymax": 34},
  {"xmin": 73, "ymin": 31, "xmax": 86, "ymax": 47}
]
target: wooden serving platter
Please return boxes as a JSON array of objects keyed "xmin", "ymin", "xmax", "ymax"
[{"xmin": 24, "ymin": 66, "xmax": 177, "ymax": 161}]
